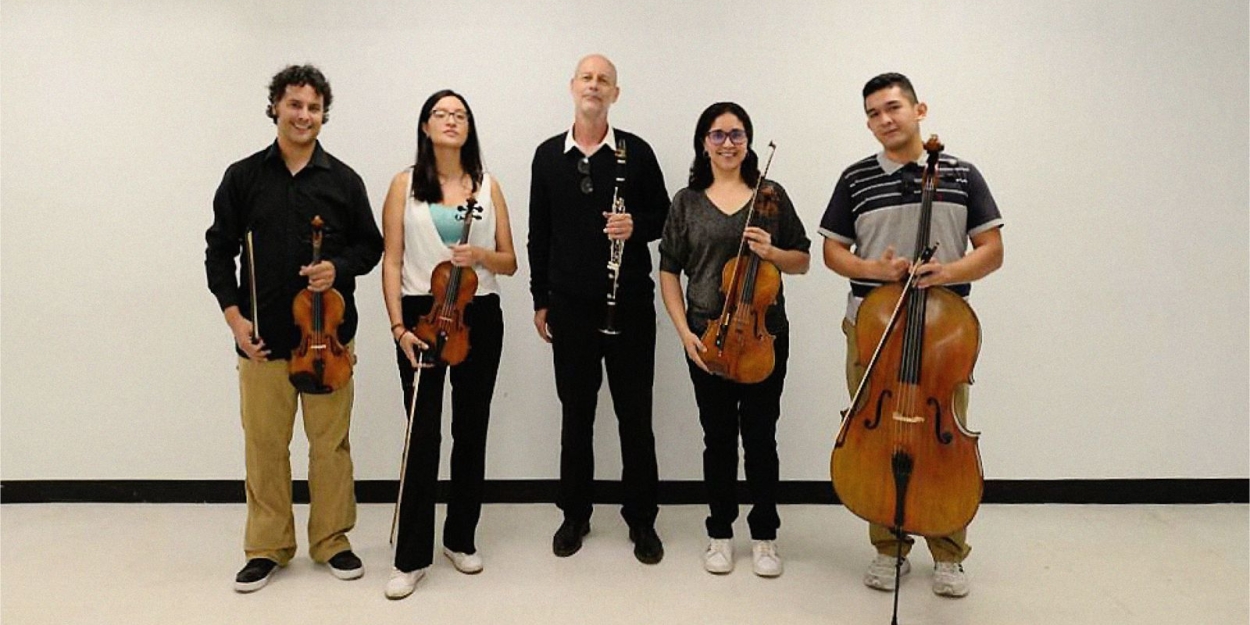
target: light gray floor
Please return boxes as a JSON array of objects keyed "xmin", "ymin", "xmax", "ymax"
[{"xmin": 1, "ymin": 503, "xmax": 1246, "ymax": 624}]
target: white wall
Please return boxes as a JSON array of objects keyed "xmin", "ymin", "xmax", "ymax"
[{"xmin": 2, "ymin": 0, "xmax": 1246, "ymax": 482}]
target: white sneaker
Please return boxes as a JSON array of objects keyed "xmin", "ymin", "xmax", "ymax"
[
  {"xmin": 442, "ymin": 547, "xmax": 484, "ymax": 574},
  {"xmin": 384, "ymin": 567, "xmax": 426, "ymax": 600},
  {"xmin": 932, "ymin": 561, "xmax": 970, "ymax": 597},
  {"xmin": 864, "ymin": 554, "xmax": 911, "ymax": 591},
  {"xmin": 703, "ymin": 538, "xmax": 734, "ymax": 574},
  {"xmin": 751, "ymin": 540, "xmax": 783, "ymax": 578}
]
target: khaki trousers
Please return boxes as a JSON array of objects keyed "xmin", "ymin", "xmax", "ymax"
[
  {"xmin": 238, "ymin": 349, "xmax": 356, "ymax": 564},
  {"xmin": 842, "ymin": 318, "xmax": 972, "ymax": 563}
]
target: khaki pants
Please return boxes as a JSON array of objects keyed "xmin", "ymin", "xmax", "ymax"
[
  {"xmin": 842, "ymin": 318, "xmax": 971, "ymax": 563},
  {"xmin": 238, "ymin": 350, "xmax": 356, "ymax": 564}
]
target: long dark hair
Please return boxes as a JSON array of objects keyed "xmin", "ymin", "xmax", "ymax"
[
  {"xmin": 412, "ymin": 89, "xmax": 483, "ymax": 203},
  {"xmin": 687, "ymin": 102, "xmax": 759, "ymax": 190}
]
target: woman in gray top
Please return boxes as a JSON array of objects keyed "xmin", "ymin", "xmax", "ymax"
[{"xmin": 658, "ymin": 102, "xmax": 810, "ymax": 578}]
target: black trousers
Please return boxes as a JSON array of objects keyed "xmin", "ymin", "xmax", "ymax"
[
  {"xmin": 393, "ymin": 294, "xmax": 503, "ymax": 572},
  {"xmin": 686, "ymin": 331, "xmax": 789, "ymax": 540},
  {"xmin": 548, "ymin": 292, "xmax": 659, "ymax": 529}
]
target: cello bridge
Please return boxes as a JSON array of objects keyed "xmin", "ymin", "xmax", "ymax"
[{"xmin": 892, "ymin": 412, "xmax": 924, "ymax": 424}]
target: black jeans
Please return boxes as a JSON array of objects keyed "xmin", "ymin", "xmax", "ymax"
[
  {"xmin": 686, "ymin": 331, "xmax": 789, "ymax": 540},
  {"xmin": 548, "ymin": 292, "xmax": 659, "ymax": 529},
  {"xmin": 393, "ymin": 294, "xmax": 503, "ymax": 572}
]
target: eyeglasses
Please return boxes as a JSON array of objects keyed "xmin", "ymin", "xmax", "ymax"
[
  {"xmin": 706, "ymin": 129, "xmax": 748, "ymax": 146},
  {"xmin": 577, "ymin": 156, "xmax": 594, "ymax": 194},
  {"xmin": 430, "ymin": 109, "xmax": 469, "ymax": 123}
]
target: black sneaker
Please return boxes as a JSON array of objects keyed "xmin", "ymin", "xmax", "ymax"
[
  {"xmin": 552, "ymin": 519, "xmax": 590, "ymax": 557},
  {"xmin": 327, "ymin": 550, "xmax": 364, "ymax": 580},
  {"xmin": 629, "ymin": 526, "xmax": 664, "ymax": 565},
  {"xmin": 234, "ymin": 558, "xmax": 278, "ymax": 593}
]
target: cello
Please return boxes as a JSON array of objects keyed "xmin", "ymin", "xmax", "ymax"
[
  {"xmin": 699, "ymin": 142, "xmax": 781, "ymax": 384},
  {"xmin": 413, "ymin": 196, "xmax": 483, "ymax": 366},
  {"xmin": 830, "ymin": 136, "xmax": 983, "ymax": 620},
  {"xmin": 289, "ymin": 215, "xmax": 353, "ymax": 394}
]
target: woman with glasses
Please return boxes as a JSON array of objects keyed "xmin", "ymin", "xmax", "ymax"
[
  {"xmin": 658, "ymin": 102, "xmax": 810, "ymax": 578},
  {"xmin": 380, "ymin": 89, "xmax": 517, "ymax": 599}
]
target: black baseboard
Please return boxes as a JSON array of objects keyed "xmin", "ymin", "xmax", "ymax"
[{"xmin": 1, "ymin": 478, "xmax": 1245, "ymax": 505}]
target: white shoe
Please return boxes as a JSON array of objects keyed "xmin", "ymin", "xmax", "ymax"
[
  {"xmin": 864, "ymin": 554, "xmax": 911, "ymax": 591},
  {"xmin": 384, "ymin": 567, "xmax": 425, "ymax": 600},
  {"xmin": 703, "ymin": 538, "xmax": 734, "ymax": 574},
  {"xmin": 443, "ymin": 547, "xmax": 484, "ymax": 574},
  {"xmin": 932, "ymin": 561, "xmax": 970, "ymax": 597},
  {"xmin": 751, "ymin": 540, "xmax": 783, "ymax": 578}
]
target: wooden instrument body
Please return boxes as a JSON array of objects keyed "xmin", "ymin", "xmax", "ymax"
[
  {"xmin": 415, "ymin": 259, "xmax": 477, "ymax": 366},
  {"xmin": 699, "ymin": 254, "xmax": 780, "ymax": 384},
  {"xmin": 288, "ymin": 216, "xmax": 353, "ymax": 394},
  {"xmin": 414, "ymin": 198, "xmax": 482, "ymax": 367},
  {"xmin": 831, "ymin": 283, "xmax": 983, "ymax": 538}
]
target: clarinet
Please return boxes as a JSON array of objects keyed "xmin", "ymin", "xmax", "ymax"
[{"xmin": 599, "ymin": 140, "xmax": 627, "ymax": 335}]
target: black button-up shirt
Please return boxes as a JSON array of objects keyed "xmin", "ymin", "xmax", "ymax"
[{"xmin": 205, "ymin": 141, "xmax": 383, "ymax": 360}]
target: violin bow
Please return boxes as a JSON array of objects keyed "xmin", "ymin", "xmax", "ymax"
[{"xmin": 390, "ymin": 351, "xmax": 426, "ymax": 547}]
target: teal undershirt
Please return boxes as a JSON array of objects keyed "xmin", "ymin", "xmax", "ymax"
[{"xmin": 429, "ymin": 203, "xmax": 463, "ymax": 246}]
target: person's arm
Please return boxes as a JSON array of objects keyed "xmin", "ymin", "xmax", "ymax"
[
  {"xmin": 627, "ymin": 137, "xmax": 670, "ymax": 243},
  {"xmin": 745, "ymin": 182, "xmax": 810, "ymax": 275},
  {"xmin": 818, "ymin": 171, "xmax": 909, "ymax": 281},
  {"xmin": 914, "ymin": 227, "xmax": 1003, "ymax": 289},
  {"xmin": 206, "ymin": 164, "xmax": 268, "ymax": 360},
  {"xmin": 528, "ymin": 145, "xmax": 554, "ymax": 342},
  {"xmin": 823, "ymin": 239, "xmax": 910, "ymax": 282},
  {"xmin": 746, "ymin": 228, "xmax": 809, "ymax": 274},
  {"xmin": 914, "ymin": 162, "xmax": 1004, "ymax": 288},
  {"xmin": 314, "ymin": 171, "xmax": 384, "ymax": 291},
  {"xmin": 660, "ymin": 270, "xmax": 708, "ymax": 372},
  {"xmin": 380, "ymin": 171, "xmax": 427, "ymax": 367}
]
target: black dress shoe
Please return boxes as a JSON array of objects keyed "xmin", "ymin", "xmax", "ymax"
[
  {"xmin": 630, "ymin": 526, "xmax": 664, "ymax": 564},
  {"xmin": 234, "ymin": 558, "xmax": 278, "ymax": 593},
  {"xmin": 552, "ymin": 519, "xmax": 590, "ymax": 557},
  {"xmin": 327, "ymin": 550, "xmax": 364, "ymax": 580}
]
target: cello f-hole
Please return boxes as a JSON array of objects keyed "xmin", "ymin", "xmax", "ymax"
[
  {"xmin": 865, "ymin": 388, "xmax": 890, "ymax": 430},
  {"xmin": 929, "ymin": 396, "xmax": 952, "ymax": 445}
]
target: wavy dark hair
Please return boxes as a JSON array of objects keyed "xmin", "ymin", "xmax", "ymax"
[
  {"xmin": 687, "ymin": 102, "xmax": 759, "ymax": 190},
  {"xmin": 412, "ymin": 89, "xmax": 483, "ymax": 203},
  {"xmin": 862, "ymin": 72, "xmax": 918, "ymax": 106},
  {"xmin": 267, "ymin": 64, "xmax": 333, "ymax": 123}
]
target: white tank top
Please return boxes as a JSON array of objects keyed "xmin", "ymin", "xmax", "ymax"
[{"xmin": 400, "ymin": 170, "xmax": 501, "ymax": 297}]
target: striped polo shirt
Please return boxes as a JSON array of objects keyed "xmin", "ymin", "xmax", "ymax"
[{"xmin": 819, "ymin": 152, "xmax": 1003, "ymax": 320}]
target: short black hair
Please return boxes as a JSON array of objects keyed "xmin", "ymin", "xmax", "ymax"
[
  {"xmin": 862, "ymin": 72, "xmax": 917, "ymax": 106},
  {"xmin": 266, "ymin": 64, "xmax": 333, "ymax": 124}
]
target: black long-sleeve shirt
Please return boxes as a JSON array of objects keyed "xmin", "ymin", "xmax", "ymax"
[
  {"xmin": 527, "ymin": 129, "xmax": 670, "ymax": 310},
  {"xmin": 205, "ymin": 141, "xmax": 383, "ymax": 360}
]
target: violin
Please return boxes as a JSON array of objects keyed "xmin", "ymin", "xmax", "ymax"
[
  {"xmin": 700, "ymin": 142, "xmax": 781, "ymax": 384},
  {"xmin": 289, "ymin": 215, "xmax": 353, "ymax": 394},
  {"xmin": 414, "ymin": 196, "xmax": 483, "ymax": 366},
  {"xmin": 831, "ymin": 135, "xmax": 983, "ymax": 540}
]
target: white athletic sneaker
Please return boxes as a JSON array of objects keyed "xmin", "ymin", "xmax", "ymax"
[
  {"xmin": 864, "ymin": 554, "xmax": 911, "ymax": 591},
  {"xmin": 443, "ymin": 547, "xmax": 484, "ymax": 574},
  {"xmin": 932, "ymin": 561, "xmax": 970, "ymax": 597},
  {"xmin": 751, "ymin": 540, "xmax": 783, "ymax": 578},
  {"xmin": 703, "ymin": 538, "xmax": 734, "ymax": 574},
  {"xmin": 384, "ymin": 567, "xmax": 426, "ymax": 600}
]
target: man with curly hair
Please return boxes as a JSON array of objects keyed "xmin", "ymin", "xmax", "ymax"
[{"xmin": 205, "ymin": 64, "xmax": 382, "ymax": 592}]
